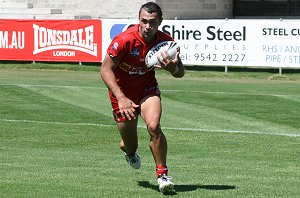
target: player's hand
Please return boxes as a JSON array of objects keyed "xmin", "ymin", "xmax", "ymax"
[
  {"xmin": 118, "ymin": 96, "xmax": 139, "ymax": 120},
  {"xmin": 155, "ymin": 50, "xmax": 179, "ymax": 73}
]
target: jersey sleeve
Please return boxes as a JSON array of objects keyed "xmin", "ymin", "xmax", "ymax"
[{"xmin": 107, "ymin": 36, "xmax": 125, "ymax": 61}]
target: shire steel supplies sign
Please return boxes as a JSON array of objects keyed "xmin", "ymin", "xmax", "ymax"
[
  {"xmin": 101, "ymin": 19, "xmax": 300, "ymax": 68},
  {"xmin": 0, "ymin": 19, "xmax": 102, "ymax": 62}
]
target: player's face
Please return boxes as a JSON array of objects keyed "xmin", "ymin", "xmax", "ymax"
[{"xmin": 139, "ymin": 9, "xmax": 162, "ymax": 43}]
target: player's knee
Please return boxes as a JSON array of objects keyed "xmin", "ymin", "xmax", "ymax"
[
  {"xmin": 148, "ymin": 124, "xmax": 167, "ymax": 142},
  {"xmin": 147, "ymin": 121, "xmax": 161, "ymax": 134}
]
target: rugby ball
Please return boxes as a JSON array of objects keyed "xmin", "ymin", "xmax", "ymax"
[{"xmin": 145, "ymin": 41, "xmax": 180, "ymax": 69}]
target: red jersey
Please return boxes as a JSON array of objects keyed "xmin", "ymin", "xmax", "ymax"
[{"xmin": 107, "ymin": 24, "xmax": 173, "ymax": 102}]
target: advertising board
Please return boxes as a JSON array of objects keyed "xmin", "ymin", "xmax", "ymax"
[
  {"xmin": 102, "ymin": 19, "xmax": 300, "ymax": 67},
  {"xmin": 0, "ymin": 19, "xmax": 102, "ymax": 62}
]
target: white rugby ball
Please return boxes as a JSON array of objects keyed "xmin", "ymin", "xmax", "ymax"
[{"xmin": 145, "ymin": 41, "xmax": 180, "ymax": 69}]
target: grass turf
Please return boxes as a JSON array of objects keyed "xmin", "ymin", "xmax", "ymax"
[{"xmin": 0, "ymin": 64, "xmax": 299, "ymax": 197}]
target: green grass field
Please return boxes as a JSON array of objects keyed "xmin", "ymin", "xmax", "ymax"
[{"xmin": 0, "ymin": 63, "xmax": 299, "ymax": 197}]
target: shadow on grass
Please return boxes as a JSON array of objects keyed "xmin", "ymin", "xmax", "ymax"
[{"xmin": 138, "ymin": 181, "xmax": 237, "ymax": 195}]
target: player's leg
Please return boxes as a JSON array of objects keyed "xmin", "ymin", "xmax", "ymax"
[
  {"xmin": 140, "ymin": 95, "xmax": 174, "ymax": 193},
  {"xmin": 140, "ymin": 95, "xmax": 166, "ymax": 167},
  {"xmin": 117, "ymin": 119, "xmax": 138, "ymax": 154},
  {"xmin": 117, "ymin": 119, "xmax": 141, "ymax": 169}
]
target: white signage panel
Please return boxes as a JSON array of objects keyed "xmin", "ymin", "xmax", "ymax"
[{"xmin": 101, "ymin": 19, "xmax": 300, "ymax": 68}]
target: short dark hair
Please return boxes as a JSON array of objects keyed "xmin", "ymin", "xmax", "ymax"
[{"xmin": 139, "ymin": 2, "xmax": 163, "ymax": 19}]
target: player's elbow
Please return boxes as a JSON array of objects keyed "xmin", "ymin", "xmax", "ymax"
[
  {"xmin": 179, "ymin": 69, "xmax": 185, "ymax": 78},
  {"xmin": 173, "ymin": 69, "xmax": 185, "ymax": 78},
  {"xmin": 172, "ymin": 61, "xmax": 185, "ymax": 78}
]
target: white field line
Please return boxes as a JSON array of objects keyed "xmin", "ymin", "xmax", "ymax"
[
  {"xmin": 1, "ymin": 118, "xmax": 299, "ymax": 138},
  {"xmin": 0, "ymin": 83, "xmax": 299, "ymax": 97}
]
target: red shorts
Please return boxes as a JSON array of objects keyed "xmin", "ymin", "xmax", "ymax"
[{"xmin": 109, "ymin": 85, "xmax": 161, "ymax": 122}]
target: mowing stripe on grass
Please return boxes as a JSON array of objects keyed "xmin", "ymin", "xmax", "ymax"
[
  {"xmin": 0, "ymin": 118, "xmax": 115, "ymax": 127},
  {"xmin": 1, "ymin": 83, "xmax": 299, "ymax": 98},
  {"xmin": 0, "ymin": 83, "xmax": 100, "ymax": 90},
  {"xmin": 1, "ymin": 118, "xmax": 299, "ymax": 138}
]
